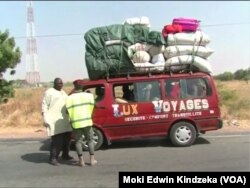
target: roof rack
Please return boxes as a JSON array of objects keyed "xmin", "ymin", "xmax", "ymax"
[{"xmin": 104, "ymin": 64, "xmax": 200, "ymax": 80}]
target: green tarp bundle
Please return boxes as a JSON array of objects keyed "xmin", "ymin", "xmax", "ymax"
[
  {"xmin": 84, "ymin": 24, "xmax": 165, "ymax": 80},
  {"xmin": 147, "ymin": 31, "xmax": 165, "ymax": 45}
]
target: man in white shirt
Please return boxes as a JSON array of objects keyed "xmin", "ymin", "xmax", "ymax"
[{"xmin": 42, "ymin": 78, "xmax": 73, "ymax": 166}]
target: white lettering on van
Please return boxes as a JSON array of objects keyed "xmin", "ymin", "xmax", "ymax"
[
  {"xmin": 172, "ymin": 111, "xmax": 202, "ymax": 118},
  {"xmin": 171, "ymin": 101, "xmax": 178, "ymax": 111},
  {"xmin": 163, "ymin": 101, "xmax": 170, "ymax": 112},
  {"xmin": 179, "ymin": 101, "xmax": 186, "ymax": 111},
  {"xmin": 202, "ymin": 99, "xmax": 209, "ymax": 109},
  {"xmin": 186, "ymin": 100, "xmax": 194, "ymax": 110},
  {"xmin": 124, "ymin": 116, "xmax": 145, "ymax": 122},
  {"xmin": 152, "ymin": 101, "xmax": 163, "ymax": 113},
  {"xmin": 152, "ymin": 99, "xmax": 209, "ymax": 113},
  {"xmin": 112, "ymin": 104, "xmax": 121, "ymax": 117}
]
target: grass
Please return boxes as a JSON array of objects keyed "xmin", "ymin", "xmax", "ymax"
[
  {"xmin": 216, "ymin": 80, "xmax": 250, "ymax": 120},
  {"xmin": 0, "ymin": 87, "xmax": 45, "ymax": 128},
  {"xmin": 0, "ymin": 80, "xmax": 249, "ymax": 128}
]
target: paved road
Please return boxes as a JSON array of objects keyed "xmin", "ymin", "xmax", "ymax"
[{"xmin": 0, "ymin": 132, "xmax": 249, "ymax": 187}]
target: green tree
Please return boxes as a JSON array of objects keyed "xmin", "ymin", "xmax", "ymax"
[
  {"xmin": 214, "ymin": 71, "xmax": 234, "ymax": 81},
  {"xmin": 0, "ymin": 30, "xmax": 21, "ymax": 103},
  {"xmin": 243, "ymin": 69, "xmax": 250, "ymax": 83},
  {"xmin": 234, "ymin": 69, "xmax": 246, "ymax": 80}
]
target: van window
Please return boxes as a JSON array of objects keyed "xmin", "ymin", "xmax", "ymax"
[
  {"xmin": 113, "ymin": 83, "xmax": 134, "ymax": 103},
  {"xmin": 165, "ymin": 78, "xmax": 210, "ymax": 99},
  {"xmin": 134, "ymin": 81, "xmax": 161, "ymax": 102},
  {"xmin": 185, "ymin": 78, "xmax": 207, "ymax": 98},
  {"xmin": 165, "ymin": 79, "xmax": 180, "ymax": 98},
  {"xmin": 113, "ymin": 81, "xmax": 161, "ymax": 103}
]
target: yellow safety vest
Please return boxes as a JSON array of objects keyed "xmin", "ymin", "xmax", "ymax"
[{"xmin": 66, "ymin": 92, "xmax": 94, "ymax": 129}]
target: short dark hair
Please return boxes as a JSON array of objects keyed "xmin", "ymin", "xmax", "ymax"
[
  {"xmin": 54, "ymin": 77, "xmax": 62, "ymax": 84},
  {"xmin": 73, "ymin": 80, "xmax": 82, "ymax": 90},
  {"xmin": 73, "ymin": 79, "xmax": 82, "ymax": 85}
]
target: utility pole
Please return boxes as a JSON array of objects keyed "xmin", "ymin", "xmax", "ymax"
[{"xmin": 26, "ymin": 1, "xmax": 40, "ymax": 85}]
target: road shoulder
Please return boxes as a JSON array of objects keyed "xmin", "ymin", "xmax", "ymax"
[{"xmin": 0, "ymin": 120, "xmax": 249, "ymax": 139}]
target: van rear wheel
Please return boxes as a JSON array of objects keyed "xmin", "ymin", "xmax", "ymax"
[
  {"xmin": 169, "ymin": 122, "xmax": 196, "ymax": 147},
  {"xmin": 81, "ymin": 128, "xmax": 103, "ymax": 151}
]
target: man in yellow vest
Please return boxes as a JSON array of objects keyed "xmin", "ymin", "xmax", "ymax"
[{"xmin": 66, "ymin": 80, "xmax": 97, "ymax": 167}]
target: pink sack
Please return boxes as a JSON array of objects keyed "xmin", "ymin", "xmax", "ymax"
[{"xmin": 172, "ymin": 17, "xmax": 200, "ymax": 32}]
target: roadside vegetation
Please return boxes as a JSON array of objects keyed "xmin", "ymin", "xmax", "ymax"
[
  {"xmin": 0, "ymin": 30, "xmax": 21, "ymax": 103},
  {"xmin": 215, "ymin": 80, "xmax": 250, "ymax": 120},
  {"xmin": 0, "ymin": 79, "xmax": 249, "ymax": 129}
]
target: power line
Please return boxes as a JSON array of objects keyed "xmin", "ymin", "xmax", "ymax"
[
  {"xmin": 201, "ymin": 22, "xmax": 250, "ymax": 27},
  {"xmin": 14, "ymin": 22, "xmax": 250, "ymax": 39},
  {"xmin": 14, "ymin": 33, "xmax": 83, "ymax": 39}
]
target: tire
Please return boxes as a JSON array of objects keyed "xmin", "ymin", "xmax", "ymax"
[
  {"xmin": 169, "ymin": 122, "xmax": 197, "ymax": 147},
  {"xmin": 81, "ymin": 127, "xmax": 104, "ymax": 151}
]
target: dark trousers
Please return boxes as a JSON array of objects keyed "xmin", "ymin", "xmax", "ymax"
[{"xmin": 50, "ymin": 132, "xmax": 71, "ymax": 160}]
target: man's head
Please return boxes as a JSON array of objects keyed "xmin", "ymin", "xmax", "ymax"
[
  {"xmin": 53, "ymin": 78, "xmax": 63, "ymax": 91},
  {"xmin": 73, "ymin": 80, "xmax": 82, "ymax": 91}
]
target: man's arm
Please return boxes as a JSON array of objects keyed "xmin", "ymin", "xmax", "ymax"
[
  {"xmin": 41, "ymin": 90, "xmax": 50, "ymax": 115},
  {"xmin": 41, "ymin": 90, "xmax": 51, "ymax": 126}
]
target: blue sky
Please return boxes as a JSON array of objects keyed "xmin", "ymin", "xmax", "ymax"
[{"xmin": 1, "ymin": 1, "xmax": 249, "ymax": 82}]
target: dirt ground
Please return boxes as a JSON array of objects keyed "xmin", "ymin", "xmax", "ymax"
[{"xmin": 0, "ymin": 120, "xmax": 249, "ymax": 139}]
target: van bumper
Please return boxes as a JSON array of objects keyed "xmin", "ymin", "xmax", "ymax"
[
  {"xmin": 198, "ymin": 118, "xmax": 223, "ymax": 134},
  {"xmin": 218, "ymin": 118, "xmax": 223, "ymax": 129}
]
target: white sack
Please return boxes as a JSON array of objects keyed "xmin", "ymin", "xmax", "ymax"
[
  {"xmin": 167, "ymin": 31, "xmax": 210, "ymax": 46},
  {"xmin": 165, "ymin": 64, "xmax": 190, "ymax": 73},
  {"xmin": 165, "ymin": 55, "xmax": 212, "ymax": 73},
  {"xmin": 132, "ymin": 51, "xmax": 151, "ymax": 63},
  {"xmin": 153, "ymin": 62, "xmax": 165, "ymax": 71},
  {"xmin": 152, "ymin": 53, "xmax": 165, "ymax": 64},
  {"xmin": 124, "ymin": 16, "xmax": 151, "ymax": 27},
  {"xmin": 164, "ymin": 45, "xmax": 214, "ymax": 59},
  {"xmin": 127, "ymin": 43, "xmax": 150, "ymax": 58},
  {"xmin": 134, "ymin": 62, "xmax": 164, "ymax": 72}
]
